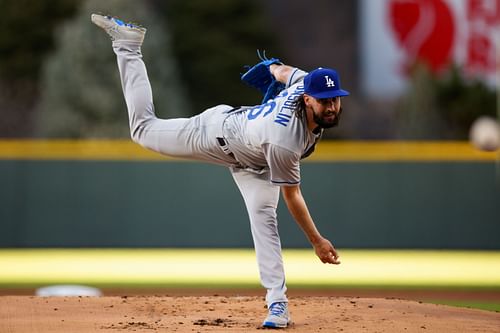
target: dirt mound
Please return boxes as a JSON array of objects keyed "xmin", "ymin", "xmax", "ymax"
[{"xmin": 1, "ymin": 295, "xmax": 498, "ymax": 332}]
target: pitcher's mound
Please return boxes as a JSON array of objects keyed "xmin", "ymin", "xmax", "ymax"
[{"xmin": 1, "ymin": 296, "xmax": 498, "ymax": 332}]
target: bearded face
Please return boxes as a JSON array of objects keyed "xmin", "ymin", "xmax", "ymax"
[
  {"xmin": 305, "ymin": 96, "xmax": 343, "ymax": 129},
  {"xmin": 312, "ymin": 106, "xmax": 343, "ymax": 128}
]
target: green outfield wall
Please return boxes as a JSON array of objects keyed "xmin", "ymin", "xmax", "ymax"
[{"xmin": 0, "ymin": 140, "xmax": 499, "ymax": 249}]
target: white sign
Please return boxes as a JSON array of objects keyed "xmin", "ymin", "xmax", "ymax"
[{"xmin": 360, "ymin": 0, "xmax": 500, "ymax": 98}]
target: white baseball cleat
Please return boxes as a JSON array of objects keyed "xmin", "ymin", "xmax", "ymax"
[
  {"xmin": 262, "ymin": 302, "xmax": 291, "ymax": 328},
  {"xmin": 91, "ymin": 14, "xmax": 146, "ymax": 44}
]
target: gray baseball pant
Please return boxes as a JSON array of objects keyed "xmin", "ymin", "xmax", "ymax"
[{"xmin": 113, "ymin": 42, "xmax": 288, "ymax": 306}]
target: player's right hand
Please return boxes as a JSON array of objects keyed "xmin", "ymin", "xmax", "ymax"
[{"xmin": 313, "ymin": 237, "xmax": 341, "ymax": 265}]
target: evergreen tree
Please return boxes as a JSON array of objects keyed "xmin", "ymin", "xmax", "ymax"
[
  {"xmin": 435, "ymin": 66, "xmax": 496, "ymax": 139},
  {"xmin": 395, "ymin": 64, "xmax": 443, "ymax": 139},
  {"xmin": 162, "ymin": 0, "xmax": 279, "ymax": 113},
  {"xmin": 0, "ymin": 0, "xmax": 81, "ymax": 137},
  {"xmin": 396, "ymin": 64, "xmax": 496, "ymax": 140},
  {"xmin": 36, "ymin": 0, "xmax": 190, "ymax": 138}
]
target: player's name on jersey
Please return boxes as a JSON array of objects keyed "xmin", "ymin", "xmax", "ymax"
[{"xmin": 275, "ymin": 85, "xmax": 304, "ymax": 127}]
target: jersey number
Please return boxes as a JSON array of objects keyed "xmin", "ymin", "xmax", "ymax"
[{"xmin": 247, "ymin": 101, "xmax": 276, "ymax": 120}]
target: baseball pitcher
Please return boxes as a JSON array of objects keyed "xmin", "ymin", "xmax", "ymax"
[{"xmin": 92, "ymin": 14, "xmax": 348, "ymax": 328}]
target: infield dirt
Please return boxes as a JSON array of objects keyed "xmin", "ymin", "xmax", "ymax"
[{"xmin": 1, "ymin": 295, "xmax": 499, "ymax": 332}]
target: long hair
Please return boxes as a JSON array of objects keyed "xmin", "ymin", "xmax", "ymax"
[{"xmin": 293, "ymin": 95, "xmax": 307, "ymax": 120}]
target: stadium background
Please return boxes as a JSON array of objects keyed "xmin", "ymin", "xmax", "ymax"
[{"xmin": 0, "ymin": 0, "xmax": 499, "ymax": 313}]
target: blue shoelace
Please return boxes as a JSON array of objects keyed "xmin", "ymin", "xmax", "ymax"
[
  {"xmin": 269, "ymin": 302, "xmax": 287, "ymax": 316},
  {"xmin": 108, "ymin": 16, "xmax": 138, "ymax": 29}
]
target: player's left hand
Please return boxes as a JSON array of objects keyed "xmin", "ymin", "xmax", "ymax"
[
  {"xmin": 240, "ymin": 50, "xmax": 284, "ymax": 103},
  {"xmin": 313, "ymin": 237, "xmax": 341, "ymax": 265}
]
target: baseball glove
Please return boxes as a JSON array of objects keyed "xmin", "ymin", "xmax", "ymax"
[{"xmin": 241, "ymin": 50, "xmax": 285, "ymax": 103}]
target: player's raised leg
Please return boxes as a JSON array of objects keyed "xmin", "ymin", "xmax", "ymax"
[
  {"xmin": 91, "ymin": 14, "xmax": 193, "ymax": 157},
  {"xmin": 92, "ymin": 14, "xmax": 240, "ymax": 168},
  {"xmin": 231, "ymin": 169, "xmax": 291, "ymax": 328}
]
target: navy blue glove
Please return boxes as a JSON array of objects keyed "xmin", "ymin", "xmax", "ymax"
[
  {"xmin": 241, "ymin": 50, "xmax": 285, "ymax": 103},
  {"xmin": 262, "ymin": 80, "xmax": 285, "ymax": 103}
]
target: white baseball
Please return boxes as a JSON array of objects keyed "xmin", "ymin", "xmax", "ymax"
[{"xmin": 469, "ymin": 116, "xmax": 500, "ymax": 152}]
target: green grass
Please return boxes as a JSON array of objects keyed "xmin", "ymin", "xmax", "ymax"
[
  {"xmin": 429, "ymin": 300, "xmax": 500, "ymax": 312},
  {"xmin": 1, "ymin": 249, "xmax": 499, "ymax": 312}
]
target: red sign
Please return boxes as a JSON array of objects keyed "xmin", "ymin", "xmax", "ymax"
[{"xmin": 388, "ymin": 0, "xmax": 499, "ymax": 78}]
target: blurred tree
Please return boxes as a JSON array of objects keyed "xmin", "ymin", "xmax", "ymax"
[
  {"xmin": 159, "ymin": 0, "xmax": 280, "ymax": 113},
  {"xmin": 435, "ymin": 66, "xmax": 496, "ymax": 139},
  {"xmin": 0, "ymin": 0, "xmax": 80, "ymax": 80},
  {"xmin": 35, "ymin": 0, "xmax": 190, "ymax": 138},
  {"xmin": 0, "ymin": 0, "xmax": 81, "ymax": 136},
  {"xmin": 396, "ymin": 64, "xmax": 496, "ymax": 140},
  {"xmin": 395, "ymin": 64, "xmax": 443, "ymax": 139}
]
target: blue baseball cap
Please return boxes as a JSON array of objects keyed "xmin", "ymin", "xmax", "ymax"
[{"xmin": 303, "ymin": 68, "xmax": 350, "ymax": 99}]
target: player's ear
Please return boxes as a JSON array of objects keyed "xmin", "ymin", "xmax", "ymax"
[{"xmin": 303, "ymin": 94, "xmax": 313, "ymax": 105}]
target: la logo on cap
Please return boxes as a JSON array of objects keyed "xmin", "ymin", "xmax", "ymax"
[
  {"xmin": 303, "ymin": 67, "xmax": 350, "ymax": 99},
  {"xmin": 325, "ymin": 76, "xmax": 335, "ymax": 88}
]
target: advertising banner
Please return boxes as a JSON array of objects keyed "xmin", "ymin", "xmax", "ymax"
[{"xmin": 361, "ymin": 0, "xmax": 500, "ymax": 97}]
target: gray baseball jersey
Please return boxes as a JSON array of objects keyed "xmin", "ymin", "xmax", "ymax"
[
  {"xmin": 223, "ymin": 68, "xmax": 322, "ymax": 185},
  {"xmin": 114, "ymin": 42, "xmax": 321, "ymax": 187},
  {"xmin": 112, "ymin": 41, "xmax": 312, "ymax": 308}
]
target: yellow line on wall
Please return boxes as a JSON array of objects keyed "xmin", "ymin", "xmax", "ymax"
[
  {"xmin": 0, "ymin": 140, "xmax": 172, "ymax": 161},
  {"xmin": 0, "ymin": 140, "xmax": 497, "ymax": 162},
  {"xmin": 313, "ymin": 141, "xmax": 498, "ymax": 162}
]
